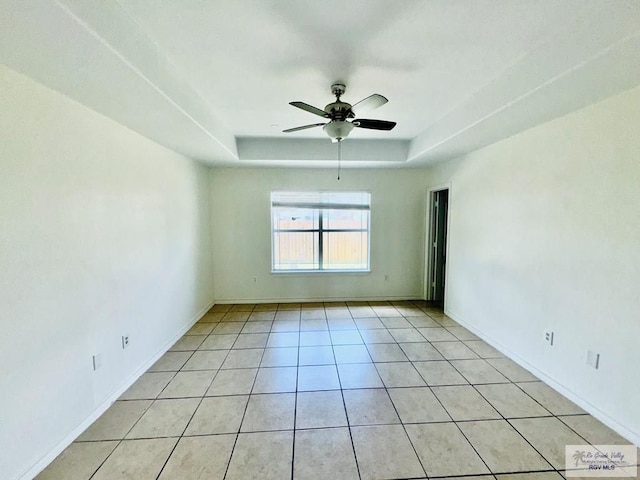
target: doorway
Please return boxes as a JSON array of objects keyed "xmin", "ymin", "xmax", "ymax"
[{"xmin": 428, "ymin": 188, "xmax": 449, "ymax": 307}]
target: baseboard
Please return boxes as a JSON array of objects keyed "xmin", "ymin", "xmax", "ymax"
[
  {"xmin": 213, "ymin": 295, "xmax": 424, "ymax": 304},
  {"xmin": 20, "ymin": 298, "xmax": 216, "ymax": 480},
  {"xmin": 444, "ymin": 308, "xmax": 640, "ymax": 447}
]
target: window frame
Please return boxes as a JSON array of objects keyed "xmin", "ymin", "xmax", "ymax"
[{"xmin": 270, "ymin": 191, "xmax": 371, "ymax": 273}]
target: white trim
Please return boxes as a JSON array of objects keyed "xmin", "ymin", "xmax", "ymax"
[
  {"xmin": 20, "ymin": 299, "xmax": 216, "ymax": 480},
  {"xmin": 212, "ymin": 295, "xmax": 424, "ymax": 305},
  {"xmin": 444, "ymin": 308, "xmax": 640, "ymax": 447}
]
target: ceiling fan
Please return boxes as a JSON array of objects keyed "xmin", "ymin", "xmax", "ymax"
[{"xmin": 283, "ymin": 83, "xmax": 396, "ymax": 142}]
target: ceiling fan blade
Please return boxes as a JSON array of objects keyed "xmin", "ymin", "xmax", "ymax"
[
  {"xmin": 282, "ymin": 123, "xmax": 326, "ymax": 133},
  {"xmin": 351, "ymin": 94, "xmax": 388, "ymax": 115},
  {"xmin": 353, "ymin": 119, "xmax": 396, "ymax": 131},
  {"xmin": 289, "ymin": 101, "xmax": 328, "ymax": 118}
]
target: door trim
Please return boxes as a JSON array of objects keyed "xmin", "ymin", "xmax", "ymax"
[{"xmin": 424, "ymin": 183, "xmax": 451, "ymax": 303}]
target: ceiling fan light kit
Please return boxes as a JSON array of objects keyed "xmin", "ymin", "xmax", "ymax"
[{"xmin": 284, "ymin": 83, "xmax": 396, "ymax": 141}]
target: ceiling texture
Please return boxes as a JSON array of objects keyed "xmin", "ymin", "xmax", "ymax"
[{"xmin": 2, "ymin": 0, "xmax": 640, "ymax": 168}]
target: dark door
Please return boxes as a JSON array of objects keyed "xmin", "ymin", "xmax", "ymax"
[{"xmin": 431, "ymin": 189, "xmax": 449, "ymax": 307}]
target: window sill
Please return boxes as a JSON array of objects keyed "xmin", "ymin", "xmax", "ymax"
[{"xmin": 271, "ymin": 269, "xmax": 371, "ymax": 275}]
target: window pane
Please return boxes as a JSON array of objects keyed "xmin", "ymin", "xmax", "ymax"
[
  {"xmin": 322, "ymin": 232, "xmax": 368, "ymax": 270},
  {"xmin": 273, "ymin": 207, "xmax": 318, "ymax": 231},
  {"xmin": 323, "ymin": 208, "xmax": 368, "ymax": 230},
  {"xmin": 273, "ymin": 232, "xmax": 319, "ymax": 270}
]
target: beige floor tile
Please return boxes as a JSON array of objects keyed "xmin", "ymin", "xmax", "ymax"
[
  {"xmin": 330, "ymin": 330, "xmax": 364, "ymax": 345},
  {"xmin": 270, "ymin": 320, "xmax": 300, "ymax": 332},
  {"xmin": 267, "ymin": 332, "xmax": 299, "ymax": 347},
  {"xmin": 252, "ymin": 366, "xmax": 297, "ymax": 393},
  {"xmin": 497, "ymin": 473, "xmax": 564, "ymax": 480},
  {"xmin": 77, "ymin": 400, "xmax": 151, "ymax": 441},
  {"xmin": 407, "ymin": 316, "xmax": 441, "ymax": 328},
  {"xmin": 181, "ymin": 350, "xmax": 227, "ymax": 371},
  {"xmin": 433, "ymin": 385, "xmax": 501, "ymax": 421},
  {"xmin": 380, "ymin": 317, "xmax": 413, "ymax": 329},
  {"xmin": 465, "ymin": 340, "xmax": 505, "ymax": 358},
  {"xmin": 294, "ymin": 427, "xmax": 359, "ymax": 480},
  {"xmin": 419, "ymin": 327, "xmax": 458, "ymax": 342},
  {"xmin": 229, "ymin": 304, "xmax": 255, "ymax": 312},
  {"xmin": 275, "ymin": 310, "xmax": 300, "ymax": 321},
  {"xmin": 459, "ymin": 420, "xmax": 552, "ymax": 473},
  {"xmin": 447, "ymin": 326, "xmax": 481, "ymax": 341},
  {"xmin": 299, "ymin": 330, "xmax": 332, "ymax": 346},
  {"xmin": 295, "ymin": 390, "xmax": 348, "ymax": 429},
  {"xmin": 297, "ymin": 365, "xmax": 340, "ymax": 391},
  {"xmin": 517, "ymin": 382, "xmax": 585, "ymax": 415},
  {"xmin": 119, "ymin": 372, "xmax": 175, "ymax": 400},
  {"xmin": 223, "ymin": 311, "xmax": 251, "ymax": 322},
  {"xmin": 375, "ymin": 362, "xmax": 426, "ymax": 387},
  {"xmin": 241, "ymin": 321, "xmax": 273, "ymax": 333},
  {"xmin": 511, "ymin": 417, "xmax": 590, "ymax": 469},
  {"xmin": 349, "ymin": 306, "xmax": 376, "ymax": 317},
  {"xmin": 406, "ymin": 422, "xmax": 490, "ymax": 477},
  {"xmin": 158, "ymin": 434, "xmax": 235, "ymax": 480},
  {"xmin": 433, "ymin": 341, "xmax": 480, "ymax": 359},
  {"xmin": 260, "ymin": 347, "xmax": 299, "ymax": 367},
  {"xmin": 476, "ymin": 383, "xmax": 552, "ymax": 418},
  {"xmin": 249, "ymin": 310, "xmax": 276, "ymax": 320},
  {"xmin": 186, "ymin": 322, "xmax": 215, "ymax": 335},
  {"xmin": 148, "ymin": 351, "xmax": 192, "ymax": 372},
  {"xmin": 212, "ymin": 322, "xmax": 244, "ymax": 334},
  {"xmin": 354, "ymin": 317, "xmax": 385, "ymax": 329},
  {"xmin": 327, "ymin": 318, "xmax": 357, "ymax": 330},
  {"xmin": 126, "ymin": 398, "xmax": 199, "ymax": 438},
  {"xmin": 325, "ymin": 308, "xmax": 352, "ymax": 320},
  {"xmin": 252, "ymin": 303, "xmax": 278, "ymax": 312},
  {"xmin": 92, "ymin": 438, "xmax": 177, "ymax": 480},
  {"xmin": 337, "ymin": 363, "xmax": 384, "ymax": 389},
  {"xmin": 170, "ymin": 335, "xmax": 207, "ymax": 351},
  {"xmin": 389, "ymin": 328, "xmax": 426, "ymax": 343},
  {"xmin": 559, "ymin": 414, "xmax": 634, "ymax": 445},
  {"xmin": 184, "ymin": 395, "xmax": 248, "ymax": 435},
  {"xmin": 241, "ymin": 393, "xmax": 296, "ymax": 432},
  {"xmin": 333, "ymin": 344, "xmax": 372, "ymax": 363},
  {"xmin": 451, "ymin": 359, "xmax": 510, "ymax": 384},
  {"xmin": 298, "ymin": 345, "xmax": 334, "ymax": 365},
  {"xmin": 226, "ymin": 431, "xmax": 293, "ymax": 480},
  {"xmin": 351, "ymin": 424, "xmax": 425, "ymax": 480},
  {"xmin": 359, "ymin": 329, "xmax": 395, "ymax": 344},
  {"xmin": 158, "ymin": 370, "xmax": 215, "ymax": 398},
  {"xmin": 199, "ymin": 312, "xmax": 225, "ymax": 322},
  {"xmin": 36, "ymin": 441, "xmax": 118, "ymax": 480},
  {"xmin": 221, "ymin": 348, "xmax": 264, "ymax": 369},
  {"xmin": 206, "ymin": 368, "xmax": 257, "ymax": 396},
  {"xmin": 388, "ymin": 387, "xmax": 451, "ymax": 423},
  {"xmin": 209, "ymin": 304, "xmax": 232, "ymax": 313},
  {"xmin": 299, "ymin": 319, "xmax": 328, "ymax": 331},
  {"xmin": 199, "ymin": 334, "xmax": 238, "ymax": 350},
  {"xmin": 232, "ymin": 333, "xmax": 268, "ymax": 349},
  {"xmin": 300, "ymin": 309, "xmax": 326, "ymax": 320},
  {"xmin": 343, "ymin": 388, "xmax": 400, "ymax": 426},
  {"xmin": 399, "ymin": 342, "xmax": 444, "ymax": 361},
  {"xmin": 372, "ymin": 306, "xmax": 402, "ymax": 317},
  {"xmin": 366, "ymin": 343, "xmax": 408, "ymax": 362},
  {"xmin": 487, "ymin": 358, "xmax": 538, "ymax": 382},
  {"xmin": 413, "ymin": 360, "xmax": 469, "ymax": 386}
]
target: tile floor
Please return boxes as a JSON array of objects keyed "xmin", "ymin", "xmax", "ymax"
[{"xmin": 37, "ymin": 301, "xmax": 639, "ymax": 480}]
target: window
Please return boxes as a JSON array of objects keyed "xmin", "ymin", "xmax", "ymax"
[{"xmin": 271, "ymin": 191, "xmax": 370, "ymax": 272}]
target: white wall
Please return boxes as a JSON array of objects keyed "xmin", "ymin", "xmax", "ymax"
[
  {"xmin": 427, "ymin": 85, "xmax": 640, "ymax": 444},
  {"xmin": 0, "ymin": 65, "xmax": 215, "ymax": 480},
  {"xmin": 209, "ymin": 167, "xmax": 429, "ymax": 302}
]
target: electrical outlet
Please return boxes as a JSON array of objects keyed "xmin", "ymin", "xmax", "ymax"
[
  {"xmin": 587, "ymin": 350, "xmax": 600, "ymax": 369},
  {"xmin": 252, "ymin": 276, "xmax": 257, "ymax": 283},
  {"xmin": 384, "ymin": 274, "xmax": 389, "ymax": 281},
  {"xmin": 92, "ymin": 353, "xmax": 103, "ymax": 370},
  {"xmin": 122, "ymin": 335, "xmax": 130, "ymax": 349},
  {"xmin": 544, "ymin": 330, "xmax": 554, "ymax": 346}
]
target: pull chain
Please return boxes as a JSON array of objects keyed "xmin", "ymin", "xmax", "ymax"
[{"xmin": 337, "ymin": 138, "xmax": 341, "ymax": 180}]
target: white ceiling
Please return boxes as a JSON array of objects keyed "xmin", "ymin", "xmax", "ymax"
[{"xmin": 2, "ymin": 0, "xmax": 640, "ymax": 167}]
